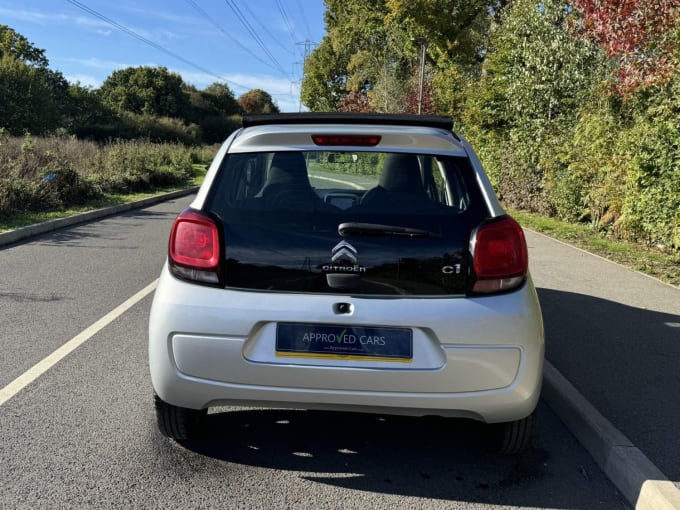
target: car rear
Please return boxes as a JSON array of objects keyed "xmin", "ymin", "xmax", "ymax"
[{"xmin": 149, "ymin": 113, "xmax": 544, "ymax": 451}]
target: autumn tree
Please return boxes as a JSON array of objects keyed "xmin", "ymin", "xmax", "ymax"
[
  {"xmin": 337, "ymin": 91, "xmax": 371, "ymax": 112},
  {"xmin": 237, "ymin": 89, "xmax": 279, "ymax": 114},
  {"xmin": 570, "ymin": 0, "xmax": 680, "ymax": 93}
]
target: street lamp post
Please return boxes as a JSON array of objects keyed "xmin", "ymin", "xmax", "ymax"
[{"xmin": 416, "ymin": 37, "xmax": 428, "ymax": 115}]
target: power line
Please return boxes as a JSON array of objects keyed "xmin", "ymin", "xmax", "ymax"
[
  {"xmin": 295, "ymin": 0, "xmax": 313, "ymax": 41},
  {"xmin": 63, "ymin": 0, "xmax": 251, "ymax": 91},
  {"xmin": 185, "ymin": 0, "xmax": 288, "ymax": 74},
  {"xmin": 239, "ymin": 2, "xmax": 295, "ymax": 56},
  {"xmin": 274, "ymin": 0, "xmax": 298, "ymax": 45},
  {"xmin": 222, "ymin": 0, "xmax": 289, "ymax": 76}
]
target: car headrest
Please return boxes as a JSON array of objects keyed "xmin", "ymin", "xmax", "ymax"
[
  {"xmin": 267, "ymin": 152, "xmax": 310, "ymax": 186},
  {"xmin": 379, "ymin": 153, "xmax": 423, "ymax": 191}
]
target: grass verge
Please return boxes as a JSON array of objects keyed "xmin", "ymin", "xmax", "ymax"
[
  {"xmin": 510, "ymin": 208, "xmax": 680, "ymax": 288},
  {"xmin": 0, "ymin": 164, "xmax": 206, "ymax": 233}
]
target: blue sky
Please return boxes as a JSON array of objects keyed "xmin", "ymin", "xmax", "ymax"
[{"xmin": 0, "ymin": 0, "xmax": 327, "ymax": 112}]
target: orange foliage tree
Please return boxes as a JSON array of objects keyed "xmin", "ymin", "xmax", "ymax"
[{"xmin": 570, "ymin": 0, "xmax": 680, "ymax": 93}]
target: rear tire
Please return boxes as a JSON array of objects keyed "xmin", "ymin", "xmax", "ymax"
[
  {"xmin": 154, "ymin": 393, "xmax": 207, "ymax": 440},
  {"xmin": 493, "ymin": 412, "xmax": 535, "ymax": 455}
]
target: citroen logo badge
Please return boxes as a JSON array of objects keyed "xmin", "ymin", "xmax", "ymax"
[{"xmin": 331, "ymin": 240, "xmax": 357, "ymax": 264}]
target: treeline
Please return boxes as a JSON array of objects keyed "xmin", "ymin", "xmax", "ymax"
[
  {"xmin": 302, "ymin": 0, "xmax": 680, "ymax": 250},
  {"xmin": 0, "ymin": 25, "xmax": 279, "ymax": 145}
]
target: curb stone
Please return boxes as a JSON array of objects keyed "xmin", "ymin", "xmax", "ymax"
[
  {"xmin": 0, "ymin": 187, "xmax": 198, "ymax": 249},
  {"xmin": 543, "ymin": 361, "xmax": 680, "ymax": 509}
]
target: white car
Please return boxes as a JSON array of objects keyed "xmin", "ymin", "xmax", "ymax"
[{"xmin": 149, "ymin": 113, "xmax": 544, "ymax": 454}]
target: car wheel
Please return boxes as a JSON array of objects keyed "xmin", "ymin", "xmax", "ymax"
[
  {"xmin": 154, "ymin": 393, "xmax": 207, "ymax": 440},
  {"xmin": 493, "ymin": 412, "xmax": 535, "ymax": 455}
]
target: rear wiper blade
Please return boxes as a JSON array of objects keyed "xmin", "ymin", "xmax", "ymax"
[{"xmin": 338, "ymin": 222, "xmax": 441, "ymax": 239}]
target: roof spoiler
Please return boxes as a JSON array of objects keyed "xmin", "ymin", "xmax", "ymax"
[{"xmin": 242, "ymin": 113, "xmax": 454, "ymax": 131}]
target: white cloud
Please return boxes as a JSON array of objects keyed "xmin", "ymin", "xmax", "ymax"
[
  {"xmin": 0, "ymin": 7, "xmax": 58, "ymax": 25},
  {"xmin": 62, "ymin": 57, "xmax": 132, "ymax": 70},
  {"xmin": 64, "ymin": 74, "xmax": 100, "ymax": 88},
  {"xmin": 0, "ymin": 6, "xmax": 178, "ymax": 42},
  {"xmin": 175, "ymin": 69, "xmax": 292, "ymax": 91}
]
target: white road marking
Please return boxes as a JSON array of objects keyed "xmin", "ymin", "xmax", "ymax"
[
  {"xmin": 0, "ymin": 279, "xmax": 158, "ymax": 407},
  {"xmin": 309, "ymin": 174, "xmax": 365, "ymax": 190}
]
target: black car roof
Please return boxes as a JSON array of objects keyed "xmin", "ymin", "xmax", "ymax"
[{"xmin": 242, "ymin": 113, "xmax": 454, "ymax": 131}]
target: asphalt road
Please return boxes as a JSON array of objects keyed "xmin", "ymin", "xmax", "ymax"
[
  {"xmin": 525, "ymin": 230, "xmax": 680, "ymax": 488},
  {"xmin": 0, "ymin": 196, "xmax": 628, "ymax": 509}
]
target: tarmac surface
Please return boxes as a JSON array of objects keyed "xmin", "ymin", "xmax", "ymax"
[
  {"xmin": 526, "ymin": 229, "xmax": 680, "ymax": 508},
  {"xmin": 1, "ymin": 191, "xmax": 679, "ymax": 508}
]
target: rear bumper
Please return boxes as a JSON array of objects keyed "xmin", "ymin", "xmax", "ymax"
[{"xmin": 149, "ymin": 267, "xmax": 544, "ymax": 423}]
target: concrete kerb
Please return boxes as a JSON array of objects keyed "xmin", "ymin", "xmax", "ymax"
[
  {"xmin": 0, "ymin": 188, "xmax": 198, "ymax": 249},
  {"xmin": 543, "ymin": 361, "xmax": 680, "ymax": 509}
]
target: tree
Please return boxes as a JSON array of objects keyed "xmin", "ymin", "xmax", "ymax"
[
  {"xmin": 0, "ymin": 24, "xmax": 49, "ymax": 68},
  {"xmin": 301, "ymin": 0, "xmax": 498, "ymax": 113},
  {"xmin": 570, "ymin": 0, "xmax": 680, "ymax": 94},
  {"xmin": 99, "ymin": 66, "xmax": 189, "ymax": 119},
  {"xmin": 185, "ymin": 82, "xmax": 239, "ymax": 121},
  {"xmin": 237, "ymin": 89, "xmax": 279, "ymax": 114},
  {"xmin": 302, "ymin": 0, "xmax": 394, "ymax": 111},
  {"xmin": 64, "ymin": 83, "xmax": 114, "ymax": 133},
  {"xmin": 183, "ymin": 82, "xmax": 240, "ymax": 143},
  {"xmin": 385, "ymin": 0, "xmax": 494, "ymax": 68},
  {"xmin": 337, "ymin": 91, "xmax": 372, "ymax": 112},
  {"xmin": 301, "ymin": 37, "xmax": 350, "ymax": 111},
  {"xmin": 203, "ymin": 82, "xmax": 239, "ymax": 114},
  {"xmin": 465, "ymin": 0, "xmax": 598, "ymax": 212},
  {"xmin": 0, "ymin": 26, "xmax": 69, "ymax": 135}
]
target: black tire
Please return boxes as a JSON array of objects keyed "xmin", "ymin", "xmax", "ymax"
[
  {"xmin": 154, "ymin": 393, "xmax": 207, "ymax": 440},
  {"xmin": 493, "ymin": 412, "xmax": 536, "ymax": 455}
]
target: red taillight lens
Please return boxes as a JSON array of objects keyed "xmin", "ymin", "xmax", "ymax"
[
  {"xmin": 471, "ymin": 217, "xmax": 527, "ymax": 294},
  {"xmin": 311, "ymin": 134, "xmax": 381, "ymax": 146},
  {"xmin": 169, "ymin": 210, "xmax": 220, "ymax": 284}
]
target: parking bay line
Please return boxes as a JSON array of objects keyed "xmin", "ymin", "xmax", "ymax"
[{"xmin": 0, "ymin": 279, "xmax": 158, "ymax": 407}]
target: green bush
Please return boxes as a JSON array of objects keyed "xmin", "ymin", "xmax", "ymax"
[
  {"xmin": 620, "ymin": 113, "xmax": 680, "ymax": 247},
  {"xmin": 74, "ymin": 112, "xmax": 201, "ymax": 145},
  {"xmin": 198, "ymin": 114, "xmax": 241, "ymax": 144},
  {"xmin": 0, "ymin": 133, "xmax": 197, "ymax": 215}
]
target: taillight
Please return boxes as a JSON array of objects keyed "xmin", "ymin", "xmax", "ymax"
[
  {"xmin": 168, "ymin": 209, "xmax": 220, "ymax": 285},
  {"xmin": 470, "ymin": 217, "xmax": 527, "ymax": 294},
  {"xmin": 311, "ymin": 134, "xmax": 381, "ymax": 146}
]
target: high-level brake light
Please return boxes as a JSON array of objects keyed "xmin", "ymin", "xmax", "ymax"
[{"xmin": 311, "ymin": 134, "xmax": 381, "ymax": 146}]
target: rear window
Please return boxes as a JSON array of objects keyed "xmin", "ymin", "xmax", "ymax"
[
  {"xmin": 204, "ymin": 150, "xmax": 489, "ymax": 295},
  {"xmin": 206, "ymin": 150, "xmax": 482, "ymax": 218}
]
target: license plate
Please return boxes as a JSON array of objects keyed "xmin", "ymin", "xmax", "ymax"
[{"xmin": 276, "ymin": 323, "xmax": 413, "ymax": 362}]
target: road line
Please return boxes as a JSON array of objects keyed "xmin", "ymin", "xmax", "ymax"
[
  {"xmin": 309, "ymin": 174, "xmax": 365, "ymax": 190},
  {"xmin": 0, "ymin": 280, "xmax": 158, "ymax": 407}
]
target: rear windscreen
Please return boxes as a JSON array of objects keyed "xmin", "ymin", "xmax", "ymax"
[
  {"xmin": 204, "ymin": 150, "xmax": 489, "ymax": 295},
  {"xmin": 206, "ymin": 151, "xmax": 483, "ymax": 218}
]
